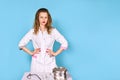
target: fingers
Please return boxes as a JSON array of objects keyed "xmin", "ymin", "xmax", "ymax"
[
  {"xmin": 36, "ymin": 48, "xmax": 41, "ymax": 52},
  {"xmin": 33, "ymin": 48, "xmax": 41, "ymax": 55},
  {"xmin": 46, "ymin": 48, "xmax": 50, "ymax": 53},
  {"xmin": 46, "ymin": 49, "xmax": 54, "ymax": 56},
  {"xmin": 46, "ymin": 49, "xmax": 53, "ymax": 56}
]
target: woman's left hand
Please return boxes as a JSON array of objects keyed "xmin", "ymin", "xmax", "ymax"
[{"xmin": 46, "ymin": 49, "xmax": 56, "ymax": 56}]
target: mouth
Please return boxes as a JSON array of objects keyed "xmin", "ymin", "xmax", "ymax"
[{"xmin": 42, "ymin": 21, "xmax": 45, "ymax": 23}]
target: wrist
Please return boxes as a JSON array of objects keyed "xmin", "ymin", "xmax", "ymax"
[
  {"xmin": 53, "ymin": 52, "xmax": 58, "ymax": 56},
  {"xmin": 30, "ymin": 51, "xmax": 34, "ymax": 56}
]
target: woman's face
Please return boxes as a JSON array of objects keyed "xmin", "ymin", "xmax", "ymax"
[{"xmin": 39, "ymin": 12, "xmax": 48, "ymax": 27}]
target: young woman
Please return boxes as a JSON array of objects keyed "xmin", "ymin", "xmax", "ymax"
[{"xmin": 18, "ymin": 8, "xmax": 68, "ymax": 73}]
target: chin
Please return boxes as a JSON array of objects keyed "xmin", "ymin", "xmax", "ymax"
[{"xmin": 42, "ymin": 24, "xmax": 46, "ymax": 26}]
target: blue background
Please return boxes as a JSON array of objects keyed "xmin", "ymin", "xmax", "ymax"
[{"xmin": 0, "ymin": 0, "xmax": 120, "ymax": 80}]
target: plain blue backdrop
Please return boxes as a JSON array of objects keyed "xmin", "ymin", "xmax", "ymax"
[{"xmin": 0, "ymin": 0, "xmax": 120, "ymax": 80}]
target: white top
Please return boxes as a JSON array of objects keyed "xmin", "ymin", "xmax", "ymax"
[
  {"xmin": 18, "ymin": 28, "xmax": 68, "ymax": 51},
  {"xmin": 18, "ymin": 28, "xmax": 68, "ymax": 72}
]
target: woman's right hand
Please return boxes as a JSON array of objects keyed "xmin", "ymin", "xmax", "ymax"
[{"xmin": 32, "ymin": 48, "xmax": 41, "ymax": 55}]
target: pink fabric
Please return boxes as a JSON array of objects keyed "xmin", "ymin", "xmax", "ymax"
[
  {"xmin": 60, "ymin": 46, "xmax": 67, "ymax": 50},
  {"xmin": 32, "ymin": 55, "xmax": 37, "ymax": 58}
]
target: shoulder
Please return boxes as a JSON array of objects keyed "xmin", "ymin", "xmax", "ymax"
[
  {"xmin": 30, "ymin": 28, "xmax": 34, "ymax": 32},
  {"xmin": 29, "ymin": 28, "xmax": 34, "ymax": 32},
  {"xmin": 50, "ymin": 28, "xmax": 62, "ymax": 36},
  {"xmin": 26, "ymin": 28, "xmax": 34, "ymax": 34},
  {"xmin": 51, "ymin": 27, "xmax": 58, "ymax": 33}
]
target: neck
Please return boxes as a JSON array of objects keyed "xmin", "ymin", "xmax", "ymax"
[{"xmin": 39, "ymin": 25, "xmax": 46, "ymax": 32}]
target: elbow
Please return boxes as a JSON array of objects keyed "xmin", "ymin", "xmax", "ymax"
[
  {"xmin": 60, "ymin": 41, "xmax": 68, "ymax": 50},
  {"xmin": 18, "ymin": 46, "xmax": 23, "ymax": 50},
  {"xmin": 18, "ymin": 43, "xmax": 24, "ymax": 50}
]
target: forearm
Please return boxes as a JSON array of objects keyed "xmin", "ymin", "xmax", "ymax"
[
  {"xmin": 21, "ymin": 47, "xmax": 33, "ymax": 56},
  {"xmin": 54, "ymin": 48, "xmax": 64, "ymax": 56}
]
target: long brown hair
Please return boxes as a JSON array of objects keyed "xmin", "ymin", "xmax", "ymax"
[{"xmin": 33, "ymin": 8, "xmax": 52, "ymax": 34}]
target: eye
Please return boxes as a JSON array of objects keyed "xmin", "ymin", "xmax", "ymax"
[
  {"xmin": 40, "ymin": 16, "xmax": 43, "ymax": 18},
  {"xmin": 45, "ymin": 17, "xmax": 48, "ymax": 19}
]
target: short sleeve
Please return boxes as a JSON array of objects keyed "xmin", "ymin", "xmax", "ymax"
[
  {"xmin": 18, "ymin": 29, "xmax": 33, "ymax": 50},
  {"xmin": 53, "ymin": 28, "xmax": 68, "ymax": 50}
]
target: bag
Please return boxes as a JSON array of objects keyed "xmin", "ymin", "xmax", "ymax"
[
  {"xmin": 22, "ymin": 67, "xmax": 72, "ymax": 80},
  {"xmin": 53, "ymin": 67, "xmax": 72, "ymax": 80},
  {"xmin": 22, "ymin": 72, "xmax": 54, "ymax": 80}
]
